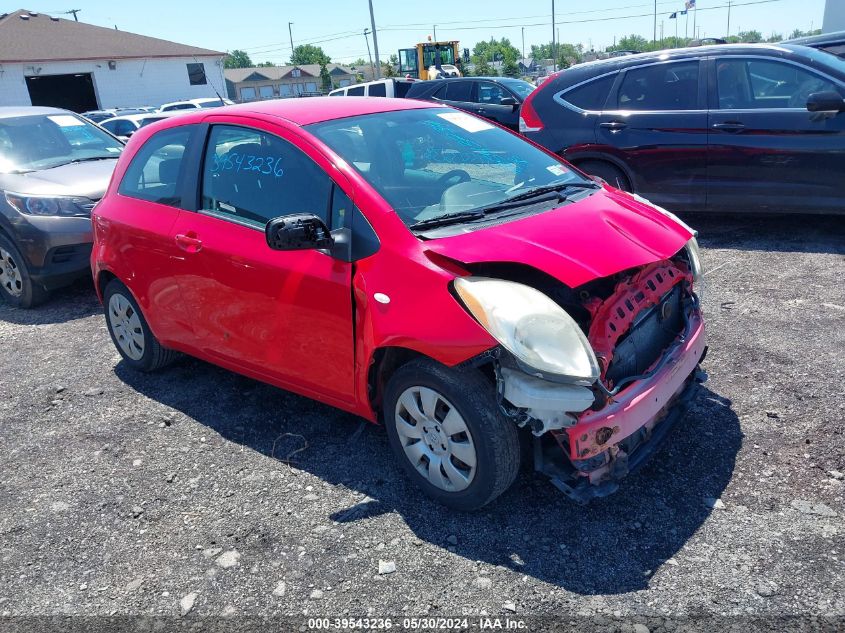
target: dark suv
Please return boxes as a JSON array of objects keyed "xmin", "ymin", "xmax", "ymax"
[
  {"xmin": 520, "ymin": 44, "xmax": 845, "ymax": 214},
  {"xmin": 406, "ymin": 77, "xmax": 535, "ymax": 130},
  {"xmin": 0, "ymin": 107, "xmax": 123, "ymax": 307}
]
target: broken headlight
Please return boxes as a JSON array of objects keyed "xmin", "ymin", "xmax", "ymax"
[
  {"xmin": 454, "ymin": 277, "xmax": 600, "ymax": 385},
  {"xmin": 685, "ymin": 235, "xmax": 702, "ymax": 285}
]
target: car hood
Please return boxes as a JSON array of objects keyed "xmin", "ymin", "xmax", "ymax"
[
  {"xmin": 424, "ymin": 188, "xmax": 693, "ymax": 288},
  {"xmin": 0, "ymin": 158, "xmax": 118, "ymax": 200}
]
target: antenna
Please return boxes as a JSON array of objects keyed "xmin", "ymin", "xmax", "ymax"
[{"xmin": 64, "ymin": 9, "xmax": 81, "ymax": 21}]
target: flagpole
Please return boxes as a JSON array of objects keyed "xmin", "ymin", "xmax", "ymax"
[
  {"xmin": 727, "ymin": 0, "xmax": 732, "ymax": 38},
  {"xmin": 693, "ymin": 4, "xmax": 697, "ymax": 41},
  {"xmin": 685, "ymin": 11, "xmax": 689, "ymax": 40}
]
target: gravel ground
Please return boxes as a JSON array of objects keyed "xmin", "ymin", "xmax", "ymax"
[{"xmin": 0, "ymin": 215, "xmax": 843, "ymax": 629}]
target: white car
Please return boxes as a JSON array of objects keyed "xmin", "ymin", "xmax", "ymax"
[
  {"xmin": 99, "ymin": 112, "xmax": 185, "ymax": 141},
  {"xmin": 328, "ymin": 78, "xmax": 418, "ymax": 98},
  {"xmin": 158, "ymin": 97, "xmax": 234, "ymax": 112}
]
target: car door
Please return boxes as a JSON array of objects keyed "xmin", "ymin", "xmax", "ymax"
[
  {"xmin": 169, "ymin": 119, "xmax": 356, "ymax": 404},
  {"xmin": 596, "ymin": 59, "xmax": 708, "ymax": 211},
  {"xmin": 473, "ymin": 81, "xmax": 519, "ymax": 129},
  {"xmin": 707, "ymin": 55, "xmax": 845, "ymax": 213},
  {"xmin": 430, "ymin": 79, "xmax": 473, "ymax": 112},
  {"xmin": 108, "ymin": 125, "xmax": 199, "ymax": 344}
]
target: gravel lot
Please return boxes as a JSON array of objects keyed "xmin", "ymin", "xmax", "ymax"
[{"xmin": 0, "ymin": 214, "xmax": 843, "ymax": 628}]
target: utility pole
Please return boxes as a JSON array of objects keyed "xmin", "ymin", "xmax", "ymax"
[
  {"xmin": 288, "ymin": 22, "xmax": 295, "ymax": 62},
  {"xmin": 660, "ymin": 20, "xmax": 664, "ymax": 42},
  {"xmin": 65, "ymin": 9, "xmax": 81, "ymax": 21},
  {"xmin": 653, "ymin": 0, "xmax": 657, "ymax": 43},
  {"xmin": 551, "ymin": 0, "xmax": 556, "ymax": 72},
  {"xmin": 433, "ymin": 25, "xmax": 437, "ymax": 41},
  {"xmin": 363, "ymin": 28, "xmax": 374, "ymax": 80},
  {"xmin": 726, "ymin": 0, "xmax": 732, "ymax": 38},
  {"xmin": 368, "ymin": 0, "xmax": 381, "ymax": 79},
  {"xmin": 521, "ymin": 26, "xmax": 525, "ymax": 60}
]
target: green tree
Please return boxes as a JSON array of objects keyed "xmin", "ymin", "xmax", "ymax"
[
  {"xmin": 473, "ymin": 60, "xmax": 494, "ymax": 76},
  {"xmin": 610, "ymin": 34, "xmax": 649, "ymax": 52},
  {"xmin": 257, "ymin": 61, "xmax": 275, "ymax": 67},
  {"xmin": 290, "ymin": 44, "xmax": 331, "ymax": 66},
  {"xmin": 502, "ymin": 59, "xmax": 520, "ymax": 78},
  {"xmin": 224, "ymin": 49, "xmax": 253, "ymax": 69},
  {"xmin": 471, "ymin": 37, "xmax": 520, "ymax": 74},
  {"xmin": 319, "ymin": 63, "xmax": 333, "ymax": 92}
]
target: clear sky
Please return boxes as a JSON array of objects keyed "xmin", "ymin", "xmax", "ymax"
[{"xmin": 32, "ymin": 0, "xmax": 827, "ymax": 64}]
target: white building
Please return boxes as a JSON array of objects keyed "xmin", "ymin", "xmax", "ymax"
[
  {"xmin": 0, "ymin": 9, "xmax": 225, "ymax": 111},
  {"xmin": 823, "ymin": 0, "xmax": 845, "ymax": 33}
]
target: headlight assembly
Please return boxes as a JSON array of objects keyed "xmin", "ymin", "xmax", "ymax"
[
  {"xmin": 685, "ymin": 235, "xmax": 702, "ymax": 284},
  {"xmin": 4, "ymin": 192, "xmax": 90, "ymax": 217},
  {"xmin": 454, "ymin": 276, "xmax": 600, "ymax": 385}
]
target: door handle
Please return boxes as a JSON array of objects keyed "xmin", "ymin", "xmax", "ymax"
[
  {"xmin": 712, "ymin": 122, "xmax": 746, "ymax": 132},
  {"xmin": 600, "ymin": 121, "xmax": 627, "ymax": 131},
  {"xmin": 175, "ymin": 233, "xmax": 203, "ymax": 253}
]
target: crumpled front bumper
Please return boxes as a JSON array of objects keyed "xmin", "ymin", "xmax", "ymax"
[{"xmin": 540, "ymin": 313, "xmax": 707, "ymax": 504}]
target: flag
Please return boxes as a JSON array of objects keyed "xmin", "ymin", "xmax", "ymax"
[
  {"xmin": 681, "ymin": 9, "xmax": 688, "ymax": 14},
  {"xmin": 685, "ymin": 0, "xmax": 696, "ymax": 8},
  {"xmin": 670, "ymin": 11, "xmax": 677, "ymax": 18}
]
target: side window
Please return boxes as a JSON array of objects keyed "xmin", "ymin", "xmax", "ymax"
[
  {"xmin": 716, "ymin": 58, "xmax": 840, "ymax": 110},
  {"xmin": 368, "ymin": 83, "xmax": 387, "ymax": 97},
  {"xmin": 444, "ymin": 80, "xmax": 473, "ymax": 102},
  {"xmin": 562, "ymin": 74, "xmax": 616, "ymax": 111},
  {"xmin": 201, "ymin": 125, "xmax": 332, "ymax": 228},
  {"xmin": 118, "ymin": 126, "xmax": 192, "ymax": 206},
  {"xmin": 330, "ymin": 186, "xmax": 352, "ymax": 231},
  {"xmin": 347, "ymin": 85, "xmax": 365, "ymax": 96},
  {"xmin": 114, "ymin": 120, "xmax": 137, "ymax": 137},
  {"xmin": 618, "ymin": 61, "xmax": 700, "ymax": 110},
  {"xmin": 476, "ymin": 81, "xmax": 507, "ymax": 104}
]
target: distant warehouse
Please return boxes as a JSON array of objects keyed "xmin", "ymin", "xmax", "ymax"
[{"xmin": 0, "ymin": 9, "xmax": 226, "ymax": 111}]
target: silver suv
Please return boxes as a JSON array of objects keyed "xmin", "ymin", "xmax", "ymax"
[{"xmin": 0, "ymin": 106, "xmax": 123, "ymax": 307}]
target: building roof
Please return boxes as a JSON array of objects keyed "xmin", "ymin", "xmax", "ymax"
[
  {"xmin": 0, "ymin": 9, "xmax": 223, "ymax": 63},
  {"xmin": 225, "ymin": 64, "xmax": 355, "ymax": 83}
]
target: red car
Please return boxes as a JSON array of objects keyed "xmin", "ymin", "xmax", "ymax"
[{"xmin": 91, "ymin": 97, "xmax": 706, "ymax": 510}]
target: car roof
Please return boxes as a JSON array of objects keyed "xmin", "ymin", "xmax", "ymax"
[
  {"xmin": 102, "ymin": 112, "xmax": 173, "ymax": 124},
  {"xmin": 784, "ymin": 30, "xmax": 845, "ymax": 46},
  {"xmin": 161, "ymin": 96, "xmax": 440, "ymax": 126},
  {"xmin": 0, "ymin": 105, "xmax": 74, "ymax": 119}
]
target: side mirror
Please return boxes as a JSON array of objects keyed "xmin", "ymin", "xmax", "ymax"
[
  {"xmin": 806, "ymin": 91, "xmax": 845, "ymax": 113},
  {"xmin": 266, "ymin": 213, "xmax": 333, "ymax": 251},
  {"xmin": 500, "ymin": 96, "xmax": 518, "ymax": 107}
]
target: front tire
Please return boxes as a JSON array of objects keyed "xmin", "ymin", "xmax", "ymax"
[
  {"xmin": 383, "ymin": 358, "xmax": 520, "ymax": 511},
  {"xmin": 0, "ymin": 234, "xmax": 48, "ymax": 309},
  {"xmin": 103, "ymin": 279, "xmax": 177, "ymax": 372}
]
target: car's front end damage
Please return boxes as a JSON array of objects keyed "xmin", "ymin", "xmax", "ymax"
[{"xmin": 449, "ymin": 227, "xmax": 706, "ymax": 503}]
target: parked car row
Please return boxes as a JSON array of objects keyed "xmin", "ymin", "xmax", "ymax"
[
  {"xmin": 1, "ymin": 41, "xmax": 843, "ymax": 510},
  {"xmin": 520, "ymin": 43, "xmax": 845, "ymax": 214}
]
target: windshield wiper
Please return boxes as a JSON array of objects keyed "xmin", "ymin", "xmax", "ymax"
[
  {"xmin": 410, "ymin": 210, "xmax": 485, "ymax": 230},
  {"xmin": 474, "ymin": 181, "xmax": 600, "ymax": 216},
  {"xmin": 68, "ymin": 156, "xmax": 117, "ymax": 164}
]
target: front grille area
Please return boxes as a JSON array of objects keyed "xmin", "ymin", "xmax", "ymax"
[{"xmin": 605, "ymin": 284, "xmax": 684, "ymax": 386}]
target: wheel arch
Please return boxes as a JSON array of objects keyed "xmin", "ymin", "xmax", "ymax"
[{"xmin": 565, "ymin": 151, "xmax": 637, "ymax": 191}]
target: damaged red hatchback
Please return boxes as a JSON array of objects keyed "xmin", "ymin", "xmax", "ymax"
[{"xmin": 91, "ymin": 97, "xmax": 706, "ymax": 510}]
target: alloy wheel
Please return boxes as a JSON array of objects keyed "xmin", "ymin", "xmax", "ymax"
[
  {"xmin": 108, "ymin": 293, "xmax": 145, "ymax": 360},
  {"xmin": 0, "ymin": 247, "xmax": 23, "ymax": 297},
  {"xmin": 394, "ymin": 386, "xmax": 477, "ymax": 492}
]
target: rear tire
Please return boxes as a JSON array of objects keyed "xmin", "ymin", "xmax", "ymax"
[
  {"xmin": 383, "ymin": 358, "xmax": 520, "ymax": 511},
  {"xmin": 103, "ymin": 279, "xmax": 178, "ymax": 372},
  {"xmin": 0, "ymin": 233, "xmax": 47, "ymax": 309},
  {"xmin": 576, "ymin": 160, "xmax": 631, "ymax": 192}
]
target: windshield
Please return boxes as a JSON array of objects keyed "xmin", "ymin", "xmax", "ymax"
[
  {"xmin": 0, "ymin": 113, "xmax": 122, "ymax": 174},
  {"xmin": 500, "ymin": 79, "xmax": 536, "ymax": 100},
  {"xmin": 307, "ymin": 108, "xmax": 588, "ymax": 228}
]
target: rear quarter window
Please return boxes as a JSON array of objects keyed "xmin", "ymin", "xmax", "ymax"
[
  {"xmin": 118, "ymin": 126, "xmax": 193, "ymax": 207},
  {"xmin": 368, "ymin": 83, "xmax": 387, "ymax": 97},
  {"xmin": 560, "ymin": 74, "xmax": 616, "ymax": 111},
  {"xmin": 347, "ymin": 86, "xmax": 365, "ymax": 96}
]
